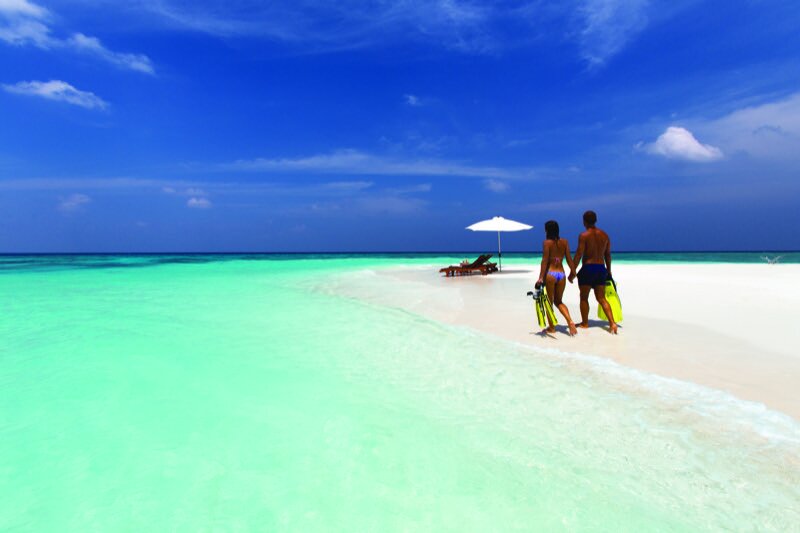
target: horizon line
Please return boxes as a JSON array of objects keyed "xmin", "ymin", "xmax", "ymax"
[{"xmin": 1, "ymin": 250, "xmax": 798, "ymax": 256}]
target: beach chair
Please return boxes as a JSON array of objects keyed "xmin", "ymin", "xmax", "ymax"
[{"xmin": 439, "ymin": 254, "xmax": 497, "ymax": 277}]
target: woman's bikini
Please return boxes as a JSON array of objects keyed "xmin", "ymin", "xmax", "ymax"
[{"xmin": 546, "ymin": 239, "xmax": 567, "ymax": 282}]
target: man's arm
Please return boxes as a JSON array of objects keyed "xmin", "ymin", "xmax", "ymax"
[
  {"xmin": 604, "ymin": 236, "xmax": 612, "ymax": 279},
  {"xmin": 569, "ymin": 234, "xmax": 585, "ymax": 282},
  {"xmin": 564, "ymin": 239, "xmax": 577, "ymax": 282}
]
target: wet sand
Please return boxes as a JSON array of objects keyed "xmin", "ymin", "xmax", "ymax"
[{"xmin": 332, "ymin": 263, "xmax": 800, "ymax": 420}]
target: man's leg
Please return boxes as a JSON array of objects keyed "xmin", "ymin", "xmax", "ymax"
[
  {"xmin": 578, "ymin": 285, "xmax": 591, "ymax": 328},
  {"xmin": 593, "ymin": 285, "xmax": 618, "ymax": 334}
]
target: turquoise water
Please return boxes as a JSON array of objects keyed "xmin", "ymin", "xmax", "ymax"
[
  {"xmin": 2, "ymin": 250, "xmax": 799, "ymax": 273},
  {"xmin": 1, "ymin": 255, "xmax": 799, "ymax": 531}
]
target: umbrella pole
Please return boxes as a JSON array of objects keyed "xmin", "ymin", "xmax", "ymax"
[{"xmin": 497, "ymin": 231, "xmax": 502, "ymax": 271}]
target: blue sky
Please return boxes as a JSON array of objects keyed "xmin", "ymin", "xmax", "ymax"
[{"xmin": 1, "ymin": 0, "xmax": 799, "ymax": 252}]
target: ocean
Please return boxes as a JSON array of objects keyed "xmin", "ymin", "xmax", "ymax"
[{"xmin": 1, "ymin": 254, "xmax": 799, "ymax": 531}]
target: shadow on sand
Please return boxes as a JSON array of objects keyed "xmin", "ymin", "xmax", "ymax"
[{"xmin": 531, "ymin": 320, "xmax": 620, "ymax": 338}]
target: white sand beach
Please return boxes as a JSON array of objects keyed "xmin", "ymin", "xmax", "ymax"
[{"xmin": 333, "ymin": 263, "xmax": 800, "ymax": 420}]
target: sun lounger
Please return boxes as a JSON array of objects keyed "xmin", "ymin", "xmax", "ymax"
[{"xmin": 439, "ymin": 254, "xmax": 498, "ymax": 277}]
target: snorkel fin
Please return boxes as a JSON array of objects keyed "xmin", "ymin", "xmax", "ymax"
[
  {"xmin": 528, "ymin": 283, "xmax": 558, "ymax": 329},
  {"xmin": 598, "ymin": 277, "xmax": 623, "ymax": 322}
]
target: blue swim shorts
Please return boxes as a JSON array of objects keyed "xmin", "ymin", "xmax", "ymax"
[{"xmin": 577, "ymin": 264, "xmax": 608, "ymax": 287}]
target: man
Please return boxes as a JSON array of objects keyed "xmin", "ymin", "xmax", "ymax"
[{"xmin": 568, "ymin": 210, "xmax": 618, "ymax": 334}]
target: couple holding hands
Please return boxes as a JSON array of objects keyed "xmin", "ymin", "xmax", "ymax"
[{"xmin": 535, "ymin": 210, "xmax": 619, "ymax": 335}]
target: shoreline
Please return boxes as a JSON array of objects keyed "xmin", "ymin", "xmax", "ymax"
[{"xmin": 328, "ymin": 263, "xmax": 800, "ymax": 421}]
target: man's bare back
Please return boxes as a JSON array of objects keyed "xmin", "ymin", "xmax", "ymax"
[
  {"xmin": 578, "ymin": 227, "xmax": 610, "ymax": 266},
  {"xmin": 570, "ymin": 211, "xmax": 618, "ymax": 334}
]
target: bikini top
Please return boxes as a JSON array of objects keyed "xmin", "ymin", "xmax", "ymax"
[{"xmin": 548, "ymin": 239, "xmax": 565, "ymax": 263}]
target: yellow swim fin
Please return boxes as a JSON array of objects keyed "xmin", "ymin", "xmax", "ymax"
[
  {"xmin": 530, "ymin": 286, "xmax": 558, "ymax": 329},
  {"xmin": 535, "ymin": 297, "xmax": 546, "ymax": 328},
  {"xmin": 542, "ymin": 287, "xmax": 558, "ymax": 325},
  {"xmin": 598, "ymin": 278, "xmax": 623, "ymax": 322}
]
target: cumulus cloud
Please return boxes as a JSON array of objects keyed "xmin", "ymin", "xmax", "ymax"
[
  {"xmin": 58, "ymin": 192, "xmax": 90, "ymax": 212},
  {"xmin": 187, "ymin": 197, "xmax": 212, "ymax": 209},
  {"xmin": 483, "ymin": 179, "xmax": 509, "ymax": 192},
  {"xmin": 641, "ymin": 126, "xmax": 723, "ymax": 162},
  {"xmin": 3, "ymin": 80, "xmax": 108, "ymax": 109},
  {"xmin": 0, "ymin": 0, "xmax": 154, "ymax": 73}
]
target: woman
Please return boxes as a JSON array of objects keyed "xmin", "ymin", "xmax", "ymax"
[{"xmin": 536, "ymin": 220, "xmax": 578, "ymax": 335}]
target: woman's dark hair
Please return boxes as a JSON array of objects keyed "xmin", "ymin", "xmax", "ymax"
[{"xmin": 544, "ymin": 220, "xmax": 560, "ymax": 242}]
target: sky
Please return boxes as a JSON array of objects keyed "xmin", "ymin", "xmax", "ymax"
[{"xmin": 1, "ymin": 0, "xmax": 799, "ymax": 252}]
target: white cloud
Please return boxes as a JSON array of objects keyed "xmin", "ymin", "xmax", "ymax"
[
  {"xmin": 165, "ymin": 185, "xmax": 213, "ymax": 208},
  {"xmin": 0, "ymin": 0, "xmax": 47, "ymax": 18},
  {"xmin": 353, "ymin": 195, "xmax": 426, "ymax": 214},
  {"xmin": 58, "ymin": 192, "xmax": 90, "ymax": 212},
  {"xmin": 307, "ymin": 195, "xmax": 426, "ymax": 216},
  {"xmin": 67, "ymin": 33, "xmax": 154, "ymax": 74},
  {"xmin": 138, "ymin": 0, "xmax": 492, "ymax": 52},
  {"xmin": 387, "ymin": 183, "xmax": 432, "ymax": 194},
  {"xmin": 404, "ymin": 94, "xmax": 422, "ymax": 106},
  {"xmin": 187, "ymin": 197, "xmax": 212, "ymax": 209},
  {"xmin": 163, "ymin": 186, "xmax": 210, "ymax": 196},
  {"xmin": 641, "ymin": 126, "xmax": 723, "ymax": 162},
  {"xmin": 483, "ymin": 179, "xmax": 509, "ymax": 192},
  {"xmin": 0, "ymin": 177, "xmax": 389, "ymax": 199},
  {"xmin": 66, "ymin": 1, "xmax": 677, "ymax": 66},
  {"xmin": 0, "ymin": 177, "xmax": 172, "ymax": 191},
  {"xmin": 225, "ymin": 149, "xmax": 533, "ymax": 179},
  {"xmin": 0, "ymin": 0, "xmax": 49, "ymax": 46},
  {"xmin": 0, "ymin": 0, "xmax": 154, "ymax": 73},
  {"xmin": 576, "ymin": 0, "xmax": 650, "ymax": 66},
  {"xmin": 2, "ymin": 80, "xmax": 109, "ymax": 109},
  {"xmin": 320, "ymin": 181, "xmax": 373, "ymax": 192},
  {"xmin": 702, "ymin": 92, "xmax": 800, "ymax": 160},
  {"xmin": 522, "ymin": 191, "xmax": 642, "ymax": 212}
]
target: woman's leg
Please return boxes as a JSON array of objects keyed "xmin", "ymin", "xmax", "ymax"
[{"xmin": 554, "ymin": 277, "xmax": 577, "ymax": 335}]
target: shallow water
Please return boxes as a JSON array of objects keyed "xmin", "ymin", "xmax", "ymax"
[{"xmin": 1, "ymin": 256, "xmax": 799, "ymax": 531}]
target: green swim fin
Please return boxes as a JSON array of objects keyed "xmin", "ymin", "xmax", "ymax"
[{"xmin": 598, "ymin": 279, "xmax": 623, "ymax": 322}]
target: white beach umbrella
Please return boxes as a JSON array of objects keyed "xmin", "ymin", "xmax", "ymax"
[{"xmin": 466, "ymin": 216, "xmax": 533, "ymax": 271}]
